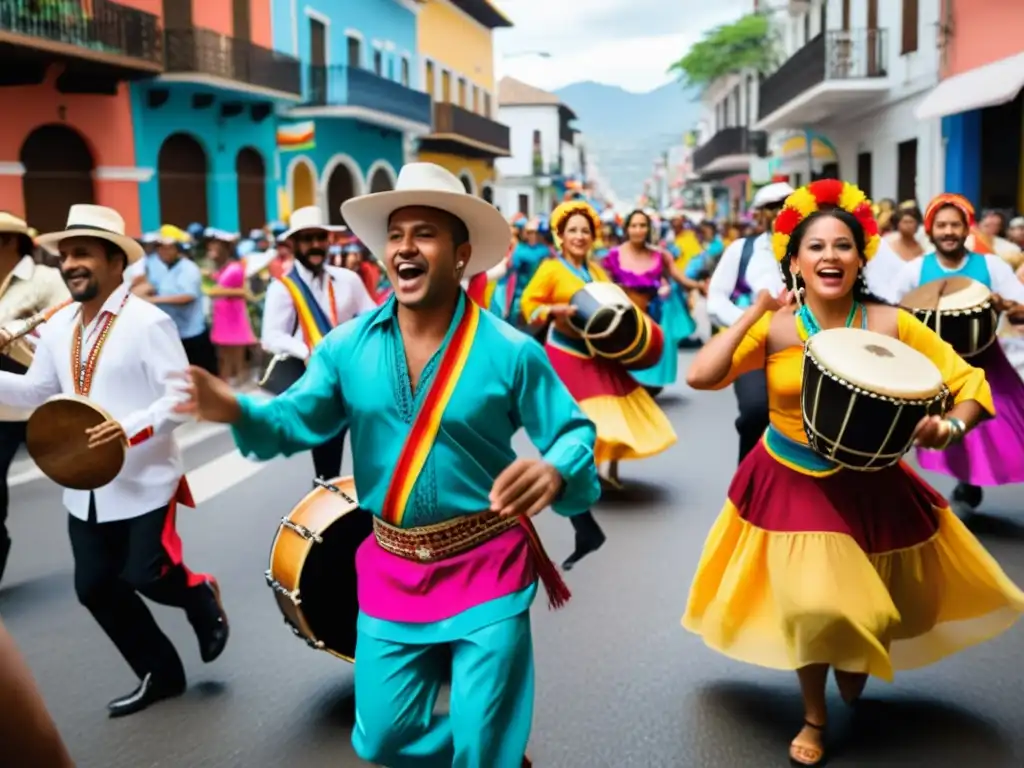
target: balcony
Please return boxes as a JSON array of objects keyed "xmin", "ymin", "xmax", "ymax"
[
  {"xmin": 755, "ymin": 29, "xmax": 889, "ymax": 132},
  {"xmin": 0, "ymin": 0, "xmax": 162, "ymax": 90},
  {"xmin": 164, "ymin": 27, "xmax": 301, "ymax": 99},
  {"xmin": 420, "ymin": 102, "xmax": 510, "ymax": 158},
  {"xmin": 295, "ymin": 64, "xmax": 432, "ymax": 133},
  {"xmin": 692, "ymin": 127, "xmax": 767, "ymax": 179}
]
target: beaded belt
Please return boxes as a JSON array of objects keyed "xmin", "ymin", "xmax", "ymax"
[{"xmin": 373, "ymin": 511, "xmax": 521, "ymax": 563}]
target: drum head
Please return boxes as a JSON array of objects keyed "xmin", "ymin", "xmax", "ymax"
[
  {"xmin": 26, "ymin": 395, "xmax": 125, "ymax": 491},
  {"xmin": 900, "ymin": 276, "xmax": 990, "ymax": 312},
  {"xmin": 806, "ymin": 328, "xmax": 944, "ymax": 400},
  {"xmin": 567, "ymin": 283, "xmax": 631, "ymax": 335},
  {"xmin": 298, "ymin": 505, "xmax": 373, "ymax": 661}
]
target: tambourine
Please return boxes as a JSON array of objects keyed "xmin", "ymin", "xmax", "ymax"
[{"xmin": 26, "ymin": 394, "xmax": 126, "ymax": 490}]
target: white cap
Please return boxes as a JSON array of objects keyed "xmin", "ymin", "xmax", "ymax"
[{"xmin": 752, "ymin": 182, "xmax": 795, "ymax": 210}]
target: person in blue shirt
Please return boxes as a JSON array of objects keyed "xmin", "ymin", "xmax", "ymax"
[
  {"xmin": 145, "ymin": 227, "xmax": 217, "ymax": 374},
  {"xmin": 174, "ymin": 163, "xmax": 600, "ymax": 768}
]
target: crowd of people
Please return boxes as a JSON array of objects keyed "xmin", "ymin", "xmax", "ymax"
[{"xmin": 0, "ymin": 163, "xmax": 1023, "ymax": 767}]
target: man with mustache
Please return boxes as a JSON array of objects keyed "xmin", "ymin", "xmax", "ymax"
[
  {"xmin": 893, "ymin": 194, "xmax": 1024, "ymax": 511},
  {"xmin": 0, "ymin": 212, "xmax": 69, "ymax": 585},
  {"xmin": 260, "ymin": 206, "xmax": 376, "ymax": 480},
  {"xmin": 0, "ymin": 205, "xmax": 229, "ymax": 717},
  {"xmin": 175, "ymin": 163, "xmax": 600, "ymax": 766}
]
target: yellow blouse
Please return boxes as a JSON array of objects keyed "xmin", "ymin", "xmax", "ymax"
[
  {"xmin": 714, "ymin": 310, "xmax": 995, "ymax": 445},
  {"xmin": 519, "ymin": 257, "xmax": 611, "ymax": 324}
]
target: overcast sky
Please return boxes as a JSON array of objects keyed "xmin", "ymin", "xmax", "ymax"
[{"xmin": 492, "ymin": 0, "xmax": 752, "ymax": 93}]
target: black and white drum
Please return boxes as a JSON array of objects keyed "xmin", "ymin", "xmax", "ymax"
[
  {"xmin": 802, "ymin": 327, "xmax": 950, "ymax": 470},
  {"xmin": 900, "ymin": 276, "xmax": 998, "ymax": 358},
  {"xmin": 567, "ymin": 283, "xmax": 663, "ymax": 369}
]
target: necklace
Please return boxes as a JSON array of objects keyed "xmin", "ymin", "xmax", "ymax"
[
  {"xmin": 797, "ymin": 300, "xmax": 864, "ymax": 340},
  {"xmin": 71, "ymin": 292, "xmax": 130, "ymax": 396}
]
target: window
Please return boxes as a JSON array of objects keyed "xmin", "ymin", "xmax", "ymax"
[
  {"xmin": 901, "ymin": 0, "xmax": 919, "ymax": 54},
  {"xmin": 458, "ymin": 77, "xmax": 466, "ymax": 107},
  {"xmin": 401, "ymin": 57, "xmax": 410, "ymax": 87},
  {"xmin": 441, "ymin": 70, "xmax": 451, "ymax": 101},
  {"xmin": 347, "ymin": 36, "xmax": 361, "ymax": 68},
  {"xmin": 472, "ymin": 86, "xmax": 479, "ymax": 113},
  {"xmin": 387, "ymin": 57, "xmax": 394, "ymax": 80},
  {"xmin": 897, "ymin": 139, "xmax": 918, "ymax": 203},
  {"xmin": 518, "ymin": 193, "xmax": 529, "ymax": 217},
  {"xmin": 373, "ymin": 49, "xmax": 383, "ymax": 75},
  {"xmin": 483, "ymin": 92, "xmax": 491, "ymax": 117},
  {"xmin": 425, "ymin": 60, "xmax": 434, "ymax": 97},
  {"xmin": 803, "ymin": 11, "xmax": 810, "ymax": 44},
  {"xmin": 857, "ymin": 152, "xmax": 872, "ymax": 199},
  {"xmin": 842, "ymin": 0, "xmax": 850, "ymax": 30}
]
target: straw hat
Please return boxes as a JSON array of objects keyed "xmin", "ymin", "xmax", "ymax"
[
  {"xmin": 0, "ymin": 212, "xmax": 35, "ymax": 254},
  {"xmin": 36, "ymin": 205, "xmax": 144, "ymax": 264},
  {"xmin": 280, "ymin": 206, "xmax": 345, "ymax": 241},
  {"xmin": 341, "ymin": 163, "xmax": 510, "ymax": 276}
]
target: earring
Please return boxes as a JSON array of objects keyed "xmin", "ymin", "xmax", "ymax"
[
  {"xmin": 456, "ymin": 261, "xmax": 465, "ymax": 269},
  {"xmin": 793, "ymin": 272, "xmax": 806, "ymax": 308}
]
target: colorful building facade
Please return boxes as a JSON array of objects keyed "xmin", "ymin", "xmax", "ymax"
[
  {"xmin": 415, "ymin": 0, "xmax": 512, "ymax": 201},
  {"xmin": 921, "ymin": 0, "xmax": 1024, "ymax": 211},
  {"xmin": 270, "ymin": 0, "xmax": 431, "ymax": 224}
]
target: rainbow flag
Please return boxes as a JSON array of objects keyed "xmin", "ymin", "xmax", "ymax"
[{"xmin": 277, "ymin": 121, "xmax": 315, "ymax": 152}]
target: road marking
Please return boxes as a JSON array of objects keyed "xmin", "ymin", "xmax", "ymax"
[
  {"xmin": 187, "ymin": 449, "xmax": 274, "ymax": 505},
  {"xmin": 9, "ymin": 421, "xmax": 230, "ymax": 488}
]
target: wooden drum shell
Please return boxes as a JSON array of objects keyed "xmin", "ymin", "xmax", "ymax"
[{"xmin": 900, "ymin": 277, "xmax": 998, "ymax": 358}]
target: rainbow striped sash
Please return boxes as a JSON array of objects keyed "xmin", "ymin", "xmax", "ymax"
[
  {"xmin": 381, "ymin": 298, "xmax": 481, "ymax": 527},
  {"xmin": 280, "ymin": 272, "xmax": 335, "ymax": 348}
]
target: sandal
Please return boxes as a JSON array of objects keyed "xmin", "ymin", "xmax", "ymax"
[{"xmin": 789, "ymin": 720, "xmax": 826, "ymax": 767}]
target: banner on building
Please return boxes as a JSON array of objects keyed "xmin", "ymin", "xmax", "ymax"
[
  {"xmin": 277, "ymin": 121, "xmax": 315, "ymax": 152},
  {"xmin": 769, "ymin": 130, "xmax": 838, "ymax": 177}
]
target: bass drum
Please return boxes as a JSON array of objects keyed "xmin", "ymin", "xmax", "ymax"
[{"xmin": 265, "ymin": 476, "xmax": 373, "ymax": 662}]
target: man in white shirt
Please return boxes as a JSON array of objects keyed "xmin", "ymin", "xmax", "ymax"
[
  {"xmin": 706, "ymin": 182, "xmax": 792, "ymax": 463},
  {"xmin": 0, "ymin": 205, "xmax": 229, "ymax": 718},
  {"xmin": 0, "ymin": 212, "xmax": 70, "ymax": 585},
  {"xmin": 261, "ymin": 206, "xmax": 376, "ymax": 479}
]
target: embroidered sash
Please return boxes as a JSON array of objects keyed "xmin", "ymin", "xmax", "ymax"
[
  {"xmin": 279, "ymin": 272, "xmax": 337, "ymax": 348},
  {"xmin": 381, "ymin": 299, "xmax": 481, "ymax": 527}
]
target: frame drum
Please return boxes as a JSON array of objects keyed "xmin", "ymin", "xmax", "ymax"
[
  {"xmin": 899, "ymin": 276, "xmax": 998, "ymax": 358},
  {"xmin": 26, "ymin": 394, "xmax": 126, "ymax": 490},
  {"xmin": 265, "ymin": 476, "xmax": 373, "ymax": 662},
  {"xmin": 802, "ymin": 328, "xmax": 950, "ymax": 470},
  {"xmin": 567, "ymin": 283, "xmax": 646, "ymax": 360}
]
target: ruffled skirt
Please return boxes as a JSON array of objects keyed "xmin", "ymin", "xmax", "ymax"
[
  {"xmin": 545, "ymin": 334, "xmax": 676, "ymax": 465},
  {"xmin": 683, "ymin": 436, "xmax": 1024, "ymax": 681}
]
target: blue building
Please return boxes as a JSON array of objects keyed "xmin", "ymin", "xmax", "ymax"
[
  {"xmin": 270, "ymin": 0, "xmax": 432, "ymax": 224},
  {"xmin": 131, "ymin": 4, "xmax": 303, "ymax": 233}
]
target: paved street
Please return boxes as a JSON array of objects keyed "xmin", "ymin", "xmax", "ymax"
[{"xmin": 3, "ymin": 353, "xmax": 1024, "ymax": 768}]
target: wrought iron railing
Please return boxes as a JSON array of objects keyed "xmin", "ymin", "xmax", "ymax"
[
  {"xmin": 165, "ymin": 27, "xmax": 301, "ymax": 95},
  {"xmin": 431, "ymin": 102, "xmax": 510, "ymax": 153},
  {"xmin": 305, "ymin": 64, "xmax": 431, "ymax": 126},
  {"xmin": 0, "ymin": 0, "xmax": 162, "ymax": 64},
  {"xmin": 692, "ymin": 127, "xmax": 767, "ymax": 171}
]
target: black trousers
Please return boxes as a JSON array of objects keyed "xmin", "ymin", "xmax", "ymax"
[
  {"xmin": 312, "ymin": 430, "xmax": 347, "ymax": 480},
  {"xmin": 734, "ymin": 369, "xmax": 770, "ymax": 465},
  {"xmin": 68, "ymin": 496, "xmax": 210, "ymax": 684},
  {"xmin": 182, "ymin": 329, "xmax": 218, "ymax": 375},
  {"xmin": 0, "ymin": 419, "xmax": 26, "ymax": 565}
]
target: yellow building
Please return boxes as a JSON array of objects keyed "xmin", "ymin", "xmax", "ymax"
[{"xmin": 416, "ymin": 0, "xmax": 512, "ymax": 201}]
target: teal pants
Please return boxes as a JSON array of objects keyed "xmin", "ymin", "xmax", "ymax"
[{"xmin": 351, "ymin": 612, "xmax": 534, "ymax": 768}]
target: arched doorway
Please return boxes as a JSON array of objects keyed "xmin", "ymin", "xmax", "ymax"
[
  {"xmin": 158, "ymin": 133, "xmax": 208, "ymax": 228},
  {"xmin": 369, "ymin": 167, "xmax": 394, "ymax": 193},
  {"xmin": 290, "ymin": 158, "xmax": 316, "ymax": 212},
  {"xmin": 482, "ymin": 185, "xmax": 494, "ymax": 204},
  {"xmin": 236, "ymin": 148, "xmax": 266, "ymax": 233},
  {"xmin": 326, "ymin": 162, "xmax": 357, "ymax": 225},
  {"xmin": 459, "ymin": 174, "xmax": 474, "ymax": 195},
  {"xmin": 20, "ymin": 124, "xmax": 95, "ymax": 234}
]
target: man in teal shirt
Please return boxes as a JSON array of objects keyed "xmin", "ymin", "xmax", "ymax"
[{"xmin": 176, "ymin": 163, "xmax": 600, "ymax": 767}]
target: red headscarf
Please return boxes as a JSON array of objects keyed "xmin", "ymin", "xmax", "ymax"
[{"xmin": 923, "ymin": 193, "xmax": 976, "ymax": 232}]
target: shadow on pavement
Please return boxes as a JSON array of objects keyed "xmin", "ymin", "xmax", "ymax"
[
  {"xmin": 597, "ymin": 480, "xmax": 671, "ymax": 508},
  {"xmin": 964, "ymin": 512, "xmax": 1024, "ymax": 542},
  {"xmin": 0, "ymin": 571, "xmax": 72, "ymax": 620}
]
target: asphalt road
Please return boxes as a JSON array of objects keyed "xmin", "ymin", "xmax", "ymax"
[{"xmin": 3, "ymin": 355, "xmax": 1024, "ymax": 768}]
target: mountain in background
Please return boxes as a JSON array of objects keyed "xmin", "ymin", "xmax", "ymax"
[{"xmin": 553, "ymin": 80, "xmax": 702, "ymax": 204}]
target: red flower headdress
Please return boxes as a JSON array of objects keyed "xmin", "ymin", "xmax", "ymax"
[{"xmin": 771, "ymin": 179, "xmax": 881, "ymax": 263}]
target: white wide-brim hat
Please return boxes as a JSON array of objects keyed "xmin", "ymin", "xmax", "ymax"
[
  {"xmin": 36, "ymin": 204, "xmax": 145, "ymax": 264},
  {"xmin": 281, "ymin": 205, "xmax": 346, "ymax": 241},
  {"xmin": 341, "ymin": 163, "xmax": 511, "ymax": 277},
  {"xmin": 752, "ymin": 182, "xmax": 795, "ymax": 210}
]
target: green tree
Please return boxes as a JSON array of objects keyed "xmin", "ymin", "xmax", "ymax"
[{"xmin": 668, "ymin": 13, "xmax": 777, "ymax": 87}]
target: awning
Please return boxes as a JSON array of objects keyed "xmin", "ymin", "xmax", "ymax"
[{"xmin": 915, "ymin": 51, "xmax": 1024, "ymax": 120}]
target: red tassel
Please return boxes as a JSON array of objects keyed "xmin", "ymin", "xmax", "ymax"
[{"xmin": 517, "ymin": 516, "xmax": 571, "ymax": 610}]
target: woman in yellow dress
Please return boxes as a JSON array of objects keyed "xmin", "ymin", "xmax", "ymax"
[
  {"xmin": 682, "ymin": 180, "xmax": 1024, "ymax": 766},
  {"xmin": 520, "ymin": 201, "xmax": 676, "ymax": 556}
]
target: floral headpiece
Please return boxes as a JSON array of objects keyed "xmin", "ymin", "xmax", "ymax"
[
  {"xmin": 550, "ymin": 200, "xmax": 602, "ymax": 248},
  {"xmin": 924, "ymin": 193, "xmax": 975, "ymax": 232},
  {"xmin": 771, "ymin": 179, "xmax": 880, "ymax": 263}
]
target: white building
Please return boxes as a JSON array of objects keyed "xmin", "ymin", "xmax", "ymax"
[
  {"xmin": 494, "ymin": 77, "xmax": 583, "ymax": 217},
  {"xmin": 755, "ymin": 0, "xmax": 943, "ymax": 205}
]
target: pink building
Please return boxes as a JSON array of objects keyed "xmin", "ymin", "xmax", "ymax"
[{"xmin": 916, "ymin": 0, "xmax": 1024, "ymax": 212}]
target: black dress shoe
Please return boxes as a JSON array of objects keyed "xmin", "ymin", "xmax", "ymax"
[
  {"xmin": 107, "ymin": 673, "xmax": 186, "ymax": 718},
  {"xmin": 562, "ymin": 511, "xmax": 607, "ymax": 571},
  {"xmin": 952, "ymin": 482, "xmax": 983, "ymax": 510},
  {"xmin": 190, "ymin": 579, "xmax": 229, "ymax": 663}
]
